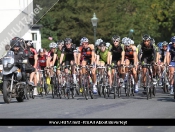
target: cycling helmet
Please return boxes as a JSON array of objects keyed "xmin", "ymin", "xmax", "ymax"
[
  {"xmin": 57, "ymin": 40, "xmax": 64, "ymax": 46},
  {"xmin": 122, "ymin": 37, "xmax": 127, "ymax": 44},
  {"xmin": 106, "ymin": 42, "xmax": 110, "ymax": 47},
  {"xmin": 26, "ymin": 41, "xmax": 33, "ymax": 47},
  {"xmin": 99, "ymin": 42, "xmax": 106, "ymax": 47},
  {"xmin": 124, "ymin": 38, "xmax": 131, "ymax": 46},
  {"xmin": 150, "ymin": 38, "xmax": 155, "ymax": 44},
  {"xmin": 39, "ymin": 48, "xmax": 44, "ymax": 53},
  {"xmin": 80, "ymin": 37, "xmax": 89, "ymax": 43},
  {"xmin": 162, "ymin": 41, "xmax": 168, "ymax": 46},
  {"xmin": 95, "ymin": 38, "xmax": 103, "ymax": 46},
  {"xmin": 130, "ymin": 40, "xmax": 134, "ymax": 45},
  {"xmin": 142, "ymin": 34, "xmax": 151, "ymax": 41},
  {"xmin": 49, "ymin": 42, "xmax": 57, "ymax": 48},
  {"xmin": 64, "ymin": 38, "xmax": 72, "ymax": 44},
  {"xmin": 112, "ymin": 35, "xmax": 120, "ymax": 41},
  {"xmin": 157, "ymin": 42, "xmax": 163, "ymax": 49},
  {"xmin": 171, "ymin": 36, "xmax": 175, "ymax": 42}
]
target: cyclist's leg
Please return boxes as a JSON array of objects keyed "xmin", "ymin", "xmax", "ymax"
[
  {"xmin": 169, "ymin": 62, "xmax": 175, "ymax": 95},
  {"xmin": 90, "ymin": 60, "xmax": 97, "ymax": 94}
]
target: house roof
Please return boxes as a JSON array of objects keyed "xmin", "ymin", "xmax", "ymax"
[{"xmin": 30, "ymin": 24, "xmax": 43, "ymax": 29}]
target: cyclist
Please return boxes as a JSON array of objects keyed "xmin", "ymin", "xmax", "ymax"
[
  {"xmin": 47, "ymin": 42, "xmax": 57, "ymax": 67},
  {"xmin": 109, "ymin": 35, "xmax": 125, "ymax": 88},
  {"xmin": 139, "ymin": 34, "xmax": 157, "ymax": 93},
  {"xmin": 59, "ymin": 38, "xmax": 77, "ymax": 84},
  {"xmin": 37, "ymin": 48, "xmax": 49, "ymax": 90},
  {"xmin": 96, "ymin": 42, "xmax": 112, "ymax": 90},
  {"xmin": 25, "ymin": 40, "xmax": 38, "ymax": 95},
  {"xmin": 56, "ymin": 40, "xmax": 65, "ymax": 76},
  {"xmin": 166, "ymin": 36, "xmax": 175, "ymax": 95},
  {"xmin": 78, "ymin": 37, "xmax": 97, "ymax": 93},
  {"xmin": 157, "ymin": 41, "xmax": 168, "ymax": 85},
  {"xmin": 121, "ymin": 37, "xmax": 139, "ymax": 93}
]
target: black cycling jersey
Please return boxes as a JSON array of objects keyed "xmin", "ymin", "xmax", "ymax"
[
  {"xmin": 159, "ymin": 49, "xmax": 167, "ymax": 62},
  {"xmin": 141, "ymin": 42, "xmax": 155, "ymax": 63},
  {"xmin": 169, "ymin": 46, "xmax": 175, "ymax": 62},
  {"xmin": 61, "ymin": 44, "xmax": 76, "ymax": 61},
  {"xmin": 110, "ymin": 45, "xmax": 123, "ymax": 62}
]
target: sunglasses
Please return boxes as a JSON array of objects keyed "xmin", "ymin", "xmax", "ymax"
[
  {"xmin": 144, "ymin": 40, "xmax": 150, "ymax": 42},
  {"xmin": 113, "ymin": 41, "xmax": 119, "ymax": 42},
  {"xmin": 66, "ymin": 43, "xmax": 71, "ymax": 45}
]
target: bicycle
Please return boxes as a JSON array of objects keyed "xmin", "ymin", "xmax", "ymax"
[
  {"xmin": 111, "ymin": 64, "xmax": 123, "ymax": 99},
  {"xmin": 123, "ymin": 65, "xmax": 135, "ymax": 97},
  {"xmin": 142, "ymin": 63, "xmax": 156, "ymax": 100},
  {"xmin": 97, "ymin": 65, "xmax": 110, "ymax": 99},
  {"xmin": 80, "ymin": 65, "xmax": 94, "ymax": 100},
  {"xmin": 38, "ymin": 68, "xmax": 49, "ymax": 97}
]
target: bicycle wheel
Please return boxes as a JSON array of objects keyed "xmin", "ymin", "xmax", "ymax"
[
  {"xmin": 126, "ymin": 76, "xmax": 131, "ymax": 97},
  {"xmin": 51, "ymin": 84, "xmax": 55, "ymax": 98},
  {"xmin": 71, "ymin": 84, "xmax": 76, "ymax": 99},
  {"xmin": 146, "ymin": 70, "xmax": 150, "ymax": 100},
  {"xmin": 103, "ymin": 86, "xmax": 107, "ymax": 98},
  {"xmin": 152, "ymin": 85, "xmax": 156, "ymax": 96},
  {"xmin": 83, "ymin": 75, "xmax": 89, "ymax": 100},
  {"xmin": 113, "ymin": 73, "xmax": 117, "ymax": 99},
  {"xmin": 89, "ymin": 82, "xmax": 94, "ymax": 99}
]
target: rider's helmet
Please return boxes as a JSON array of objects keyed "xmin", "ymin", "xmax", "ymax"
[
  {"xmin": 95, "ymin": 38, "xmax": 103, "ymax": 46},
  {"xmin": 171, "ymin": 36, "xmax": 175, "ymax": 43},
  {"xmin": 142, "ymin": 34, "xmax": 151, "ymax": 41},
  {"xmin": 57, "ymin": 40, "xmax": 64, "ymax": 46},
  {"xmin": 157, "ymin": 42, "xmax": 163, "ymax": 49},
  {"xmin": 80, "ymin": 37, "xmax": 89, "ymax": 43},
  {"xmin": 123, "ymin": 38, "xmax": 131, "ymax": 46},
  {"xmin": 64, "ymin": 38, "xmax": 72, "ymax": 45},
  {"xmin": 112, "ymin": 35, "xmax": 120, "ymax": 41},
  {"xmin": 49, "ymin": 42, "xmax": 57, "ymax": 48}
]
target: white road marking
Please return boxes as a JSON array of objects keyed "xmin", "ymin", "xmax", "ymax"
[{"xmin": 147, "ymin": 126, "xmax": 153, "ymax": 128}]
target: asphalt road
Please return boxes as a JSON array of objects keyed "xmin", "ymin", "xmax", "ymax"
[{"xmin": 0, "ymin": 87, "xmax": 175, "ymax": 132}]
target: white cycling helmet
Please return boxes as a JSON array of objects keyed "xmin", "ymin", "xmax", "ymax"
[
  {"xmin": 130, "ymin": 40, "xmax": 134, "ymax": 45},
  {"xmin": 49, "ymin": 42, "xmax": 57, "ymax": 48},
  {"xmin": 80, "ymin": 37, "xmax": 89, "ymax": 43},
  {"xmin": 124, "ymin": 38, "xmax": 131, "ymax": 46},
  {"xmin": 95, "ymin": 38, "xmax": 103, "ymax": 46},
  {"xmin": 106, "ymin": 42, "xmax": 110, "ymax": 47}
]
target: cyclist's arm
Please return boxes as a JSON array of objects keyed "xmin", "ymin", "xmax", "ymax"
[
  {"xmin": 121, "ymin": 50, "xmax": 125, "ymax": 65},
  {"xmin": 34, "ymin": 54, "xmax": 38, "ymax": 69},
  {"xmin": 89, "ymin": 44, "xmax": 95, "ymax": 65},
  {"xmin": 166, "ymin": 51, "xmax": 170, "ymax": 65},
  {"xmin": 52, "ymin": 53, "xmax": 57, "ymax": 65},
  {"xmin": 107, "ymin": 51, "xmax": 111, "ymax": 65},
  {"xmin": 132, "ymin": 46, "xmax": 137, "ymax": 65}
]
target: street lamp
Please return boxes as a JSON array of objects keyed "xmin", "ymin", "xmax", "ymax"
[
  {"xmin": 91, "ymin": 13, "xmax": 98, "ymax": 44},
  {"xmin": 129, "ymin": 29, "xmax": 134, "ymax": 39}
]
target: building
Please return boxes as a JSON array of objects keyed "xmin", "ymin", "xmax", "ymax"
[{"xmin": 0, "ymin": 0, "xmax": 42, "ymax": 58}]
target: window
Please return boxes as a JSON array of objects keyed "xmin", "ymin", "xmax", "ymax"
[{"xmin": 32, "ymin": 33, "xmax": 37, "ymax": 41}]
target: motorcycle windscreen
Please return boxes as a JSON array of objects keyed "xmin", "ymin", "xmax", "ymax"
[{"xmin": 3, "ymin": 51, "xmax": 15, "ymax": 68}]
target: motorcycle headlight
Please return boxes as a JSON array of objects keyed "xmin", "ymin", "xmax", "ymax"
[
  {"xmin": 7, "ymin": 63, "xmax": 13, "ymax": 68},
  {"xmin": 22, "ymin": 59, "xmax": 28, "ymax": 64}
]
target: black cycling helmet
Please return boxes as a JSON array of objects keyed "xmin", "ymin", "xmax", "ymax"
[
  {"xmin": 99, "ymin": 42, "xmax": 106, "ymax": 47},
  {"xmin": 57, "ymin": 40, "xmax": 64, "ymax": 46},
  {"xmin": 10, "ymin": 38, "xmax": 20, "ymax": 48},
  {"xmin": 112, "ymin": 35, "xmax": 120, "ymax": 41},
  {"xmin": 142, "ymin": 34, "xmax": 151, "ymax": 41},
  {"xmin": 64, "ymin": 38, "xmax": 72, "ymax": 44}
]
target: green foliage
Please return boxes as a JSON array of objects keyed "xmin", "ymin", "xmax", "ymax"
[{"xmin": 37, "ymin": 0, "xmax": 175, "ymax": 49}]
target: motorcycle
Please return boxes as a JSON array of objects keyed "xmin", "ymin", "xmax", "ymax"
[{"xmin": 2, "ymin": 50, "xmax": 28, "ymax": 103}]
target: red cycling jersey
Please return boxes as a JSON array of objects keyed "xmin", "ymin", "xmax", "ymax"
[{"xmin": 38, "ymin": 55, "xmax": 47, "ymax": 67}]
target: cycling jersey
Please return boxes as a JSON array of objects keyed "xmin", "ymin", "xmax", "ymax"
[
  {"xmin": 25, "ymin": 48, "xmax": 37, "ymax": 66},
  {"xmin": 97, "ymin": 49, "xmax": 109, "ymax": 63},
  {"xmin": 38, "ymin": 55, "xmax": 47, "ymax": 67},
  {"xmin": 110, "ymin": 45, "xmax": 124, "ymax": 62},
  {"xmin": 79, "ymin": 44, "xmax": 94, "ymax": 64},
  {"xmin": 48, "ymin": 50, "xmax": 58, "ymax": 66},
  {"xmin": 61, "ymin": 45, "xmax": 76, "ymax": 62},
  {"xmin": 124, "ymin": 47, "xmax": 134, "ymax": 60},
  {"xmin": 159, "ymin": 49, "xmax": 167, "ymax": 62},
  {"xmin": 168, "ymin": 46, "xmax": 175, "ymax": 62},
  {"xmin": 140, "ymin": 42, "xmax": 155, "ymax": 63}
]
